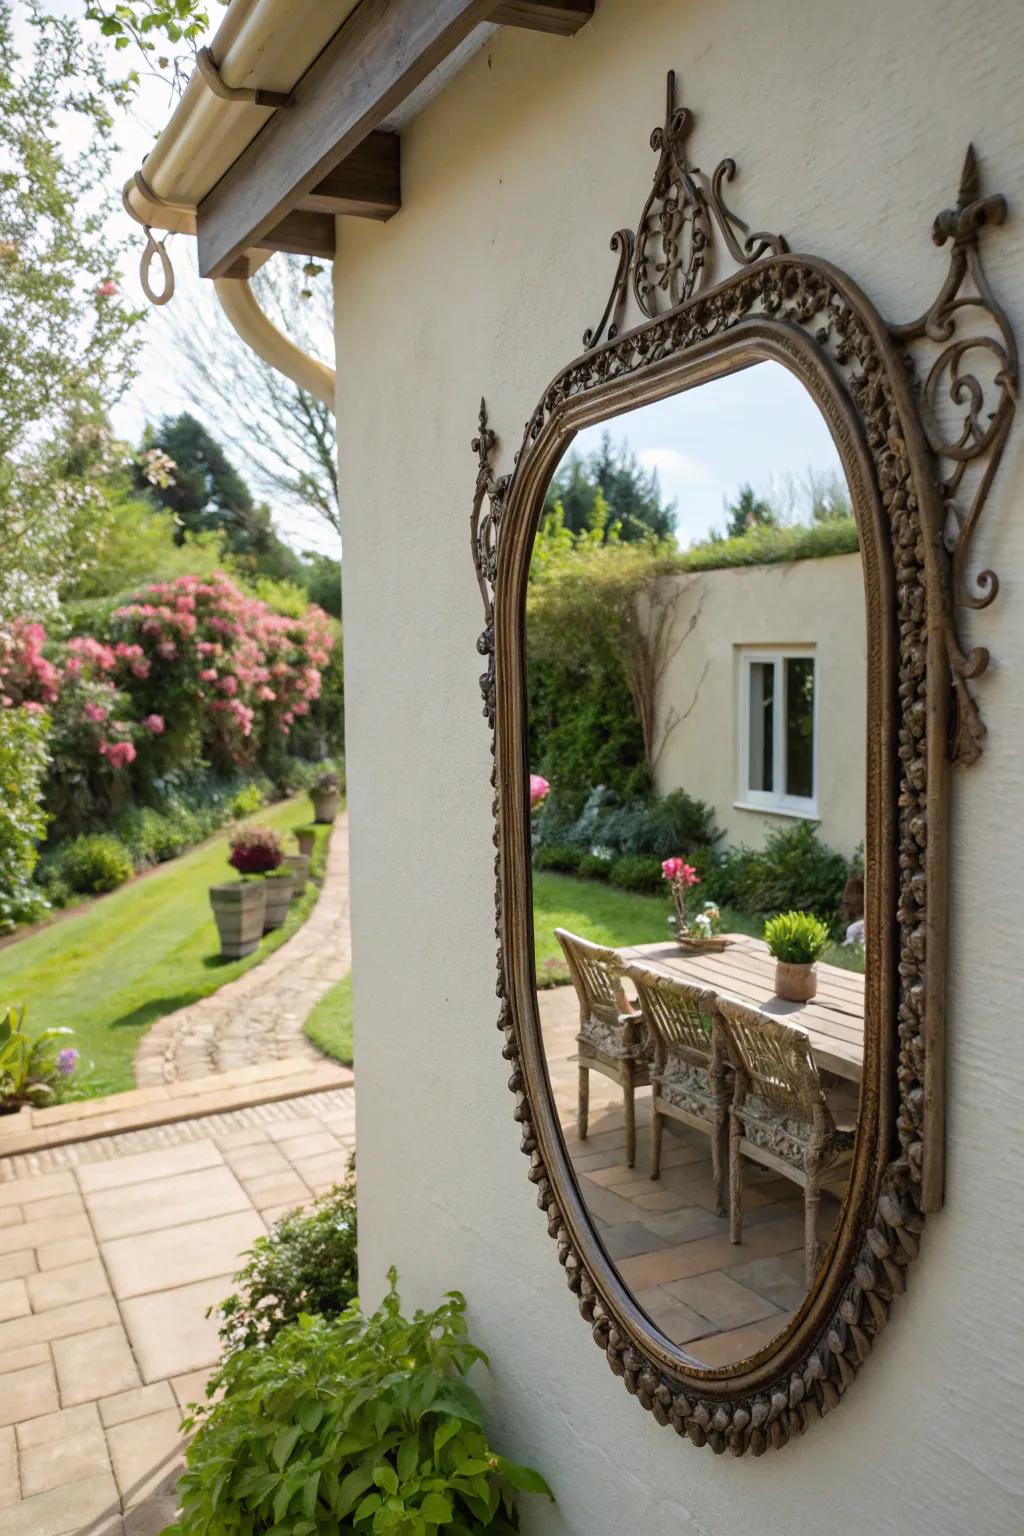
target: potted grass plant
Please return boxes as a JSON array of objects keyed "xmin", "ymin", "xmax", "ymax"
[
  {"xmin": 310, "ymin": 770, "xmax": 341, "ymax": 825},
  {"xmin": 764, "ymin": 910, "xmax": 831, "ymax": 1001},
  {"xmin": 293, "ymin": 825, "xmax": 316, "ymax": 858}
]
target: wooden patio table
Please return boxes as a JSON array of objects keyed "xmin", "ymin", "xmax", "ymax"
[{"xmin": 617, "ymin": 934, "xmax": 864, "ymax": 1085}]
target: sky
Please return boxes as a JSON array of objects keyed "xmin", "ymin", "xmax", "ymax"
[
  {"xmin": 569, "ymin": 362, "xmax": 846, "ymax": 547},
  {"xmin": 18, "ymin": 5, "xmax": 846, "ymax": 556}
]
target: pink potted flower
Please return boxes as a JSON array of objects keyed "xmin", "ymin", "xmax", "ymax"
[{"xmin": 662, "ymin": 857, "xmax": 729, "ymax": 953}]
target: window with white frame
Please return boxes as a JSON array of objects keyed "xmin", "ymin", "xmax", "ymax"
[{"xmin": 738, "ymin": 650, "xmax": 817, "ymax": 815}]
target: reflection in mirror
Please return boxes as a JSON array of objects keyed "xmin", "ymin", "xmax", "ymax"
[{"xmin": 528, "ymin": 362, "xmax": 866, "ymax": 1369}]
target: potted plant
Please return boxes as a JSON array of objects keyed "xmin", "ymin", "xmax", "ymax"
[
  {"xmin": 764, "ymin": 910, "xmax": 831, "ymax": 1001},
  {"xmin": 210, "ymin": 826, "xmax": 282, "ymax": 957},
  {"xmin": 662, "ymin": 857, "xmax": 730, "ymax": 952},
  {"xmin": 227, "ymin": 825, "xmax": 295, "ymax": 933},
  {"xmin": 310, "ymin": 770, "xmax": 341, "ymax": 824},
  {"xmin": 282, "ymin": 850, "xmax": 310, "ymax": 896},
  {"xmin": 293, "ymin": 824, "xmax": 316, "ymax": 858}
]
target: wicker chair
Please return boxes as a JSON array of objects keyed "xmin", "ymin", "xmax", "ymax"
[
  {"xmin": 625, "ymin": 966, "xmax": 730, "ymax": 1216},
  {"xmin": 715, "ymin": 996, "xmax": 857, "ymax": 1282},
  {"xmin": 555, "ymin": 929, "xmax": 650, "ymax": 1168}
]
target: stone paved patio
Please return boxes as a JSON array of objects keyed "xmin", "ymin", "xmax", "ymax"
[
  {"xmin": 135, "ymin": 814, "xmax": 350, "ymax": 1088},
  {"xmin": 0, "ymin": 1083, "xmax": 355, "ymax": 1534}
]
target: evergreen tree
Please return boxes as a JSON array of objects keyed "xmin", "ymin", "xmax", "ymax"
[
  {"xmin": 723, "ymin": 482, "xmax": 776, "ymax": 538},
  {"xmin": 544, "ymin": 432, "xmax": 676, "ymax": 542}
]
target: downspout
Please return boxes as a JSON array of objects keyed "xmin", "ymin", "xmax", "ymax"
[{"xmin": 214, "ymin": 277, "xmax": 336, "ymax": 412}]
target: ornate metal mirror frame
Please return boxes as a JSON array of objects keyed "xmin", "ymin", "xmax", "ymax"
[{"xmin": 470, "ymin": 74, "xmax": 1017, "ymax": 1454}]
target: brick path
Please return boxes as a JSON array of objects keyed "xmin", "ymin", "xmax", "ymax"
[
  {"xmin": 0, "ymin": 1084, "xmax": 355, "ymax": 1535},
  {"xmin": 135, "ymin": 814, "xmax": 350, "ymax": 1088}
]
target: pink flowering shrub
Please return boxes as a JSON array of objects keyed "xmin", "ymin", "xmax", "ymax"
[{"xmin": 0, "ymin": 573, "xmax": 337, "ymax": 836}]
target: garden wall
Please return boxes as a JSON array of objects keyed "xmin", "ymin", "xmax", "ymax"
[
  {"xmin": 651, "ymin": 554, "xmax": 865, "ymax": 856},
  {"xmin": 336, "ymin": 1, "xmax": 1024, "ymax": 1531}
]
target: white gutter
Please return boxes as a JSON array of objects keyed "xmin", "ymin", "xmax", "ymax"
[
  {"xmin": 123, "ymin": 0, "xmax": 361, "ymax": 234},
  {"xmin": 214, "ymin": 278, "xmax": 336, "ymax": 411}
]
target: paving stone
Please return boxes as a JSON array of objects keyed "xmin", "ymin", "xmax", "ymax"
[
  {"xmin": 25, "ymin": 1260, "xmax": 110, "ymax": 1313},
  {"xmin": 99, "ymin": 1383, "xmax": 176, "ymax": 1429},
  {"xmin": 0, "ymin": 1364, "xmax": 58, "ymax": 1428},
  {"xmin": 211, "ymin": 1126, "xmax": 268, "ymax": 1151},
  {"xmin": 35, "ymin": 1237, "xmax": 99, "ymax": 1272},
  {"xmin": 23, "ymin": 1196, "xmax": 85, "ymax": 1223},
  {"xmin": 123, "ymin": 1496, "xmax": 180, "ymax": 1535},
  {"xmin": 16, "ymin": 1403, "xmax": 100, "ymax": 1449},
  {"xmin": 103, "ymin": 1210, "xmax": 266, "ymax": 1299},
  {"xmin": 76, "ymin": 1139, "xmax": 223, "ymax": 1195},
  {"xmin": 0, "ymin": 1213, "xmax": 92, "ymax": 1259},
  {"xmin": 633, "ymin": 1286, "xmax": 714, "ymax": 1346},
  {"xmin": 85, "ymin": 1167, "xmax": 249, "ymax": 1241},
  {"xmin": 0, "ymin": 1424, "xmax": 18, "ymax": 1507},
  {"xmin": 0, "ymin": 1295, "xmax": 119, "ymax": 1354},
  {"xmin": 665, "ymin": 1270, "xmax": 782, "ymax": 1330},
  {"xmin": 52, "ymin": 1325, "xmax": 141, "ymax": 1406},
  {"xmin": 0, "ymin": 1471, "xmax": 118, "ymax": 1536},
  {"xmin": 0, "ymin": 1277, "xmax": 30, "ymax": 1321},
  {"xmin": 19, "ymin": 1423, "xmax": 110, "ymax": 1497},
  {"xmin": 121, "ymin": 1274, "xmax": 231, "ymax": 1383},
  {"xmin": 170, "ymin": 1368, "xmax": 214, "ymax": 1409},
  {"xmin": 274, "ymin": 1131, "xmax": 339, "ymax": 1160},
  {"xmin": 222, "ymin": 1145, "xmax": 292, "ymax": 1179},
  {"xmin": 0, "ymin": 1173, "xmax": 76, "ymax": 1211},
  {"xmin": 0, "ymin": 1343, "xmax": 50, "ymax": 1374},
  {"xmin": 106, "ymin": 1409, "xmax": 186, "ymax": 1506},
  {"xmin": 0, "ymin": 1206, "xmax": 23, "ymax": 1229},
  {"xmin": 287, "ymin": 1150, "xmax": 348, "ymax": 1188},
  {"xmin": 240, "ymin": 1173, "xmax": 309, "ymax": 1211}
]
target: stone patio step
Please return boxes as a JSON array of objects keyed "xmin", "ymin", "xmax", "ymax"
[{"xmin": 0, "ymin": 1058, "xmax": 353, "ymax": 1160}]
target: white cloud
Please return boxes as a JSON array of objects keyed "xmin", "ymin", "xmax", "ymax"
[{"xmin": 638, "ymin": 447, "xmax": 713, "ymax": 487}]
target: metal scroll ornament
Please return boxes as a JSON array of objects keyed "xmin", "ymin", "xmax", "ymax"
[
  {"xmin": 583, "ymin": 70, "xmax": 788, "ymax": 348},
  {"xmin": 891, "ymin": 145, "xmax": 1018, "ymax": 765}
]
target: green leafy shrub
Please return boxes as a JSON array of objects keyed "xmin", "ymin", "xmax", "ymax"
[
  {"xmin": 0, "ymin": 1006, "xmax": 83, "ymax": 1109},
  {"xmin": 58, "ymin": 833, "xmax": 133, "ymax": 894},
  {"xmin": 114, "ymin": 805, "xmax": 189, "ymax": 866},
  {"xmin": 577, "ymin": 853, "xmax": 612, "ymax": 881},
  {"xmin": 213, "ymin": 1177, "xmax": 358, "ymax": 1355},
  {"xmin": 0, "ymin": 708, "xmax": 51, "ymax": 933},
  {"xmin": 599, "ymin": 789, "xmax": 721, "ymax": 858},
  {"xmin": 532, "ymin": 844, "xmax": 583, "ymax": 874},
  {"xmin": 608, "ymin": 853, "xmax": 664, "ymax": 894},
  {"xmin": 764, "ymin": 910, "xmax": 831, "ymax": 965},
  {"xmin": 229, "ymin": 782, "xmax": 265, "ymax": 820},
  {"xmin": 714, "ymin": 821, "xmax": 849, "ymax": 925},
  {"xmin": 170, "ymin": 1274, "xmax": 553, "ymax": 1536}
]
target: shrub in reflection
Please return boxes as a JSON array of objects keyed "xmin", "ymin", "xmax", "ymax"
[
  {"xmin": 764, "ymin": 910, "xmax": 831, "ymax": 965},
  {"xmin": 714, "ymin": 822, "xmax": 849, "ymax": 929}
]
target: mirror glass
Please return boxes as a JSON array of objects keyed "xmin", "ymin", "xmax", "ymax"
[{"xmin": 528, "ymin": 361, "xmax": 866, "ymax": 1369}]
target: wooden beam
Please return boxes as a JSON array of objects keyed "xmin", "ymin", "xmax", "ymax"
[
  {"xmin": 197, "ymin": 0, "xmax": 496, "ymax": 278},
  {"xmin": 488, "ymin": 1, "xmax": 593, "ymax": 34},
  {"xmin": 253, "ymin": 210, "xmax": 336, "ymax": 259},
  {"xmin": 298, "ymin": 130, "xmax": 401, "ymax": 220}
]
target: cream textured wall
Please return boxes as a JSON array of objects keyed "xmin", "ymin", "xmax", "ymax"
[
  {"xmin": 652, "ymin": 556, "xmax": 866, "ymax": 856},
  {"xmin": 334, "ymin": 2, "xmax": 1024, "ymax": 1532}
]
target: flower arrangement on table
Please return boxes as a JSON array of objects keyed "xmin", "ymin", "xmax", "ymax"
[
  {"xmin": 227, "ymin": 824, "xmax": 284, "ymax": 878},
  {"xmin": 661, "ymin": 857, "xmax": 728, "ymax": 952}
]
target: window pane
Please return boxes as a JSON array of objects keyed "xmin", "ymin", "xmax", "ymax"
[
  {"xmin": 785, "ymin": 656, "xmax": 815, "ymax": 799},
  {"xmin": 748, "ymin": 661, "xmax": 774, "ymax": 793}
]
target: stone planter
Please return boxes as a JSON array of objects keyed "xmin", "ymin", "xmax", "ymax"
[
  {"xmin": 294, "ymin": 827, "xmax": 316, "ymax": 858},
  {"xmin": 262, "ymin": 871, "xmax": 296, "ymax": 931},
  {"xmin": 210, "ymin": 880, "xmax": 266, "ymax": 959},
  {"xmin": 283, "ymin": 852, "xmax": 310, "ymax": 897},
  {"xmin": 311, "ymin": 787, "xmax": 341, "ymax": 824},
  {"xmin": 774, "ymin": 959, "xmax": 818, "ymax": 1002}
]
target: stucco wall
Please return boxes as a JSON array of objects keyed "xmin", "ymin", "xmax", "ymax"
[
  {"xmin": 652, "ymin": 555, "xmax": 866, "ymax": 855},
  {"xmin": 334, "ymin": 2, "xmax": 1024, "ymax": 1532}
]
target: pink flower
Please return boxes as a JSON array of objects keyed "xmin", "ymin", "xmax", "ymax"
[
  {"xmin": 529, "ymin": 774, "xmax": 550, "ymax": 809},
  {"xmin": 83, "ymin": 702, "xmax": 107, "ymax": 723},
  {"xmin": 99, "ymin": 740, "xmax": 136, "ymax": 768},
  {"xmin": 143, "ymin": 714, "xmax": 165, "ymax": 735},
  {"xmin": 23, "ymin": 701, "xmax": 44, "ymax": 715},
  {"xmin": 217, "ymin": 674, "xmax": 238, "ymax": 696},
  {"xmin": 200, "ymin": 668, "xmax": 217, "ymax": 683},
  {"xmin": 662, "ymin": 858, "xmax": 700, "ymax": 888},
  {"xmin": 96, "ymin": 280, "xmax": 118, "ymax": 297}
]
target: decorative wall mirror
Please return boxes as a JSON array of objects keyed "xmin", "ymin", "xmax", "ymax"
[{"xmin": 471, "ymin": 74, "xmax": 1017, "ymax": 1453}]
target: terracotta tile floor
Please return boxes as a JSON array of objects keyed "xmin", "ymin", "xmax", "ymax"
[
  {"xmin": 538, "ymin": 985, "xmax": 849, "ymax": 1368},
  {"xmin": 0, "ymin": 1084, "xmax": 354, "ymax": 1534}
]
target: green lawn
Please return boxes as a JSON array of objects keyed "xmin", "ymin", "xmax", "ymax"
[
  {"xmin": 532, "ymin": 872, "xmax": 759, "ymax": 986},
  {"xmin": 0, "ymin": 800, "xmax": 332, "ymax": 1097},
  {"xmin": 303, "ymin": 974, "xmax": 353, "ymax": 1066}
]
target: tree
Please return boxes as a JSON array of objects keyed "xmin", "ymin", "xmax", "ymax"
[
  {"xmin": 0, "ymin": 3, "xmax": 141, "ymax": 621},
  {"xmin": 723, "ymin": 482, "xmax": 776, "ymax": 538},
  {"xmin": 544, "ymin": 432, "xmax": 676, "ymax": 542},
  {"xmin": 165, "ymin": 261, "xmax": 340, "ymax": 543}
]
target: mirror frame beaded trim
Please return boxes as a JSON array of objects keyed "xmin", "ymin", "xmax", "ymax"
[{"xmin": 470, "ymin": 75, "xmax": 1016, "ymax": 1454}]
